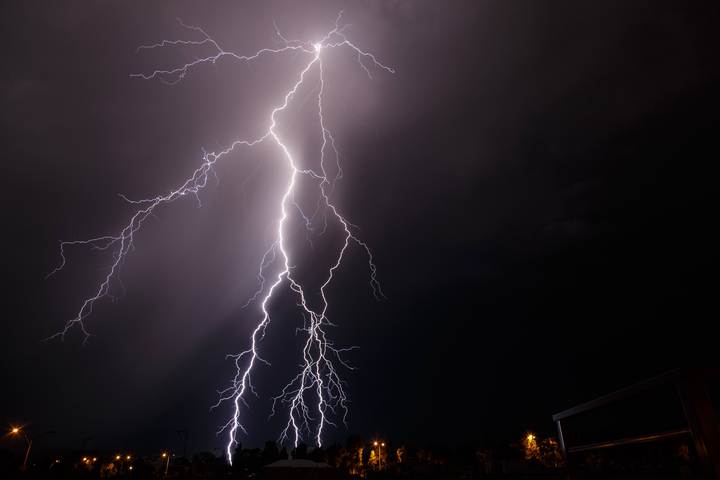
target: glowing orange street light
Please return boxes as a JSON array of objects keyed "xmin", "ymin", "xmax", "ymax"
[
  {"xmin": 9, "ymin": 426, "xmax": 32, "ymax": 471},
  {"xmin": 114, "ymin": 454, "xmax": 131, "ymax": 473},
  {"xmin": 161, "ymin": 452, "xmax": 171, "ymax": 476},
  {"xmin": 372, "ymin": 440, "xmax": 385, "ymax": 470}
]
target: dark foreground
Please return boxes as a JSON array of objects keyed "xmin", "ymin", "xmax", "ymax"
[{"xmin": 0, "ymin": 434, "xmax": 707, "ymax": 480}]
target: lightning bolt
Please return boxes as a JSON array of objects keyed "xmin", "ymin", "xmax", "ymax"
[{"xmin": 47, "ymin": 13, "xmax": 392, "ymax": 464}]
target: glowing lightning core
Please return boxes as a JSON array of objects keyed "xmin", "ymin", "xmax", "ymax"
[{"xmin": 48, "ymin": 14, "xmax": 392, "ymax": 464}]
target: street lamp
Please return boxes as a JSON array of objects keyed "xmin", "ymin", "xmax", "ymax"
[
  {"xmin": 9, "ymin": 426, "xmax": 32, "ymax": 471},
  {"xmin": 373, "ymin": 441, "xmax": 378, "ymax": 470},
  {"xmin": 373, "ymin": 441, "xmax": 385, "ymax": 470},
  {"xmin": 161, "ymin": 452, "xmax": 171, "ymax": 476},
  {"xmin": 115, "ymin": 454, "xmax": 130, "ymax": 472}
]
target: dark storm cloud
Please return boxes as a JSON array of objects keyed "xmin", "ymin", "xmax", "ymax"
[{"xmin": 1, "ymin": 0, "xmax": 718, "ymax": 454}]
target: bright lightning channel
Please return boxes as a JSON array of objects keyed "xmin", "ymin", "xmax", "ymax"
[{"xmin": 47, "ymin": 13, "xmax": 392, "ymax": 464}]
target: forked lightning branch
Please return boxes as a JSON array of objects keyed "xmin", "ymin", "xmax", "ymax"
[{"xmin": 48, "ymin": 13, "xmax": 392, "ymax": 464}]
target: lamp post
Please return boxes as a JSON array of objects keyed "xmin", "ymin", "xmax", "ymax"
[
  {"xmin": 373, "ymin": 441, "xmax": 378, "ymax": 470},
  {"xmin": 161, "ymin": 452, "xmax": 171, "ymax": 476},
  {"xmin": 373, "ymin": 441, "xmax": 385, "ymax": 470},
  {"xmin": 115, "ymin": 454, "xmax": 128, "ymax": 473},
  {"xmin": 10, "ymin": 427, "xmax": 32, "ymax": 471}
]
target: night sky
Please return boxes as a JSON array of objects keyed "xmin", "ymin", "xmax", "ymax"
[{"xmin": 1, "ymin": 0, "xmax": 718, "ymax": 457}]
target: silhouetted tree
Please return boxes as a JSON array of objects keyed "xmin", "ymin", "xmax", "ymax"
[
  {"xmin": 309, "ymin": 445, "xmax": 327, "ymax": 463},
  {"xmin": 261, "ymin": 441, "xmax": 280, "ymax": 465},
  {"xmin": 293, "ymin": 443, "xmax": 308, "ymax": 459},
  {"xmin": 192, "ymin": 451, "xmax": 221, "ymax": 476},
  {"xmin": 231, "ymin": 443, "xmax": 242, "ymax": 470},
  {"xmin": 325, "ymin": 443, "xmax": 342, "ymax": 468}
]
